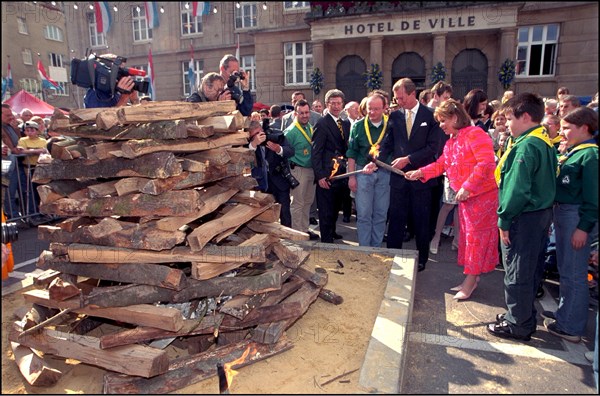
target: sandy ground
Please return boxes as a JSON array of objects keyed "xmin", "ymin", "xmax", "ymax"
[{"xmin": 2, "ymin": 248, "xmax": 393, "ymax": 394}]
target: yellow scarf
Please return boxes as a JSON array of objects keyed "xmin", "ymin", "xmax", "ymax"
[
  {"xmin": 293, "ymin": 120, "xmax": 313, "ymax": 144},
  {"xmin": 364, "ymin": 114, "xmax": 388, "ymax": 149},
  {"xmin": 558, "ymin": 142, "xmax": 598, "ymax": 166},
  {"xmin": 494, "ymin": 126, "xmax": 553, "ymax": 186}
]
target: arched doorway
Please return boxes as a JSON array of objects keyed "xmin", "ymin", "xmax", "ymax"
[
  {"xmin": 336, "ymin": 55, "xmax": 367, "ymax": 103},
  {"xmin": 451, "ymin": 49, "xmax": 488, "ymax": 100},
  {"xmin": 391, "ymin": 52, "xmax": 426, "ymax": 94}
]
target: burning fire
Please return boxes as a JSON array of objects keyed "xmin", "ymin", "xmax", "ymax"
[
  {"xmin": 329, "ymin": 156, "xmax": 344, "ymax": 179},
  {"xmin": 223, "ymin": 346, "xmax": 257, "ymax": 390}
]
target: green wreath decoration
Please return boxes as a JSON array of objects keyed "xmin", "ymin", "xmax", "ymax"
[
  {"xmin": 309, "ymin": 67, "xmax": 324, "ymax": 96},
  {"xmin": 431, "ymin": 62, "xmax": 447, "ymax": 84},
  {"xmin": 498, "ymin": 59, "xmax": 516, "ymax": 90},
  {"xmin": 364, "ymin": 63, "xmax": 383, "ymax": 91}
]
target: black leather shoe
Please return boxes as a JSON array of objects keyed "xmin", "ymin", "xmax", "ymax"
[
  {"xmin": 307, "ymin": 231, "xmax": 319, "ymax": 240},
  {"xmin": 309, "ymin": 217, "xmax": 318, "ymax": 225},
  {"xmin": 487, "ymin": 321, "xmax": 532, "ymax": 341},
  {"xmin": 417, "ymin": 262, "xmax": 426, "ymax": 272},
  {"xmin": 342, "ymin": 215, "xmax": 350, "ymax": 223},
  {"xmin": 333, "ymin": 232, "xmax": 343, "ymax": 239}
]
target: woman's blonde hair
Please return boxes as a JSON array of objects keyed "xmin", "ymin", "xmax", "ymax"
[{"xmin": 434, "ymin": 99, "xmax": 471, "ymax": 129}]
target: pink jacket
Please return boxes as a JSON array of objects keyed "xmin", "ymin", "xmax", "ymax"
[{"xmin": 421, "ymin": 126, "xmax": 497, "ymax": 197}]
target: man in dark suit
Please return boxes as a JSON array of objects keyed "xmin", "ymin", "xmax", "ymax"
[
  {"xmin": 311, "ymin": 89, "xmax": 351, "ymax": 243},
  {"xmin": 248, "ymin": 120, "xmax": 295, "ymax": 227},
  {"xmin": 376, "ymin": 78, "xmax": 444, "ymax": 271}
]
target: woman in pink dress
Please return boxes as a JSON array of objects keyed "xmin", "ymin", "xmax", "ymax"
[{"xmin": 405, "ymin": 99, "xmax": 498, "ymax": 300}]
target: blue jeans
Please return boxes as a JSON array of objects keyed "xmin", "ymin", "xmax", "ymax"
[
  {"xmin": 355, "ymin": 169, "xmax": 390, "ymax": 247},
  {"xmin": 502, "ymin": 208, "xmax": 553, "ymax": 337},
  {"xmin": 553, "ymin": 204, "xmax": 598, "ymax": 336}
]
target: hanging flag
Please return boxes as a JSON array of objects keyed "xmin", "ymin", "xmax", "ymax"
[
  {"xmin": 188, "ymin": 44, "xmax": 196, "ymax": 93},
  {"xmin": 6, "ymin": 63, "xmax": 13, "ymax": 89},
  {"xmin": 145, "ymin": 2, "xmax": 160, "ymax": 29},
  {"xmin": 148, "ymin": 48, "xmax": 156, "ymax": 100},
  {"xmin": 94, "ymin": 1, "xmax": 112, "ymax": 34},
  {"xmin": 235, "ymin": 33, "xmax": 240, "ymax": 60},
  {"xmin": 37, "ymin": 59, "xmax": 61, "ymax": 91},
  {"xmin": 192, "ymin": 2, "xmax": 211, "ymax": 17},
  {"xmin": 1, "ymin": 78, "xmax": 7, "ymax": 101}
]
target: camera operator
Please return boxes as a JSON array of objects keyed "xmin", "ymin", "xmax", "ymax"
[
  {"xmin": 186, "ymin": 72, "xmax": 232, "ymax": 103},
  {"xmin": 247, "ymin": 120, "xmax": 295, "ymax": 227},
  {"xmin": 219, "ymin": 54, "xmax": 253, "ymax": 116},
  {"xmin": 83, "ymin": 54, "xmax": 140, "ymax": 108}
]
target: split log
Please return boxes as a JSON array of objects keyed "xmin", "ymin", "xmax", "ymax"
[
  {"xmin": 37, "ymin": 180, "xmax": 97, "ymax": 203},
  {"xmin": 32, "ymin": 151, "xmax": 182, "ymax": 183},
  {"xmin": 40, "ymin": 189, "xmax": 202, "ymax": 217},
  {"xmin": 10, "ymin": 342, "xmax": 63, "ymax": 387},
  {"xmin": 102, "ymin": 336, "xmax": 293, "ymax": 394},
  {"xmin": 39, "ymin": 218, "xmax": 186, "ymax": 251},
  {"xmin": 172, "ymin": 269, "xmax": 282, "ymax": 303},
  {"xmin": 48, "ymin": 277, "xmax": 80, "ymax": 301},
  {"xmin": 57, "ymin": 243, "xmax": 266, "ymax": 264},
  {"xmin": 85, "ymin": 141, "xmax": 123, "ymax": 160},
  {"xmin": 9, "ymin": 323, "xmax": 169, "ymax": 378},
  {"xmin": 229, "ymin": 190, "xmax": 275, "ymax": 207},
  {"xmin": 119, "ymin": 132, "xmax": 249, "ymax": 159},
  {"xmin": 22, "ymin": 289, "xmax": 184, "ymax": 332},
  {"xmin": 37, "ymin": 252, "xmax": 187, "ymax": 291},
  {"xmin": 56, "ymin": 216, "xmax": 95, "ymax": 232},
  {"xmin": 69, "ymin": 107, "xmax": 116, "ymax": 123},
  {"xmin": 254, "ymin": 203, "xmax": 281, "ymax": 222},
  {"xmin": 246, "ymin": 220, "xmax": 310, "ymax": 241},
  {"xmin": 185, "ymin": 123, "xmax": 215, "ymax": 138},
  {"xmin": 33, "ymin": 269, "xmax": 62, "ymax": 287},
  {"xmin": 183, "ymin": 148, "xmax": 231, "ymax": 166},
  {"xmin": 49, "ymin": 137, "xmax": 89, "ymax": 160},
  {"xmin": 271, "ymin": 241, "xmax": 310, "ymax": 269},
  {"xmin": 197, "ymin": 110, "xmax": 245, "ymax": 132},
  {"xmin": 113, "ymin": 100, "xmax": 237, "ymax": 124},
  {"xmin": 52, "ymin": 120, "xmax": 192, "ymax": 140},
  {"xmin": 218, "ymin": 174, "xmax": 258, "ymax": 190},
  {"xmin": 187, "ymin": 203, "xmax": 271, "ymax": 251},
  {"xmin": 83, "ymin": 284, "xmax": 176, "ymax": 307}
]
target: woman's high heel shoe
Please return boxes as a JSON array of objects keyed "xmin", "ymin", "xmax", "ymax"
[
  {"xmin": 450, "ymin": 276, "xmax": 480, "ymax": 292},
  {"xmin": 453, "ymin": 280, "xmax": 478, "ymax": 300}
]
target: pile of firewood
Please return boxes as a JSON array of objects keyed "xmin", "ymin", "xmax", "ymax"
[{"xmin": 7, "ymin": 100, "xmax": 341, "ymax": 394}]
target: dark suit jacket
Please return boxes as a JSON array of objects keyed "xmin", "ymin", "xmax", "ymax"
[
  {"xmin": 379, "ymin": 105, "xmax": 444, "ymax": 190},
  {"xmin": 311, "ymin": 113, "xmax": 351, "ymax": 186},
  {"xmin": 252, "ymin": 137, "xmax": 295, "ymax": 192}
]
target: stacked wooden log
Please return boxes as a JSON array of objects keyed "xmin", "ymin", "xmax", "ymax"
[{"xmin": 8, "ymin": 100, "xmax": 342, "ymax": 394}]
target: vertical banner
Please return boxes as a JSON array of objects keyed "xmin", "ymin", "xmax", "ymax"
[
  {"xmin": 94, "ymin": 1, "xmax": 112, "ymax": 34},
  {"xmin": 145, "ymin": 2, "xmax": 160, "ymax": 29},
  {"xmin": 148, "ymin": 48, "xmax": 155, "ymax": 100}
]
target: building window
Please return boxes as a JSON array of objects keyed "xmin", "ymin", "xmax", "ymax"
[
  {"xmin": 235, "ymin": 2, "xmax": 257, "ymax": 30},
  {"xmin": 284, "ymin": 42, "xmax": 313, "ymax": 85},
  {"xmin": 44, "ymin": 25, "xmax": 64, "ymax": 41},
  {"xmin": 20, "ymin": 78, "xmax": 40, "ymax": 96},
  {"xmin": 17, "ymin": 17, "xmax": 28, "ymax": 34},
  {"xmin": 283, "ymin": 2, "xmax": 310, "ymax": 11},
  {"xmin": 180, "ymin": 2, "xmax": 203, "ymax": 36},
  {"xmin": 22, "ymin": 49, "xmax": 33, "ymax": 65},
  {"xmin": 48, "ymin": 53, "xmax": 65, "ymax": 68},
  {"xmin": 240, "ymin": 55, "xmax": 256, "ymax": 92},
  {"xmin": 516, "ymin": 24, "xmax": 559, "ymax": 77},
  {"xmin": 87, "ymin": 12, "xmax": 106, "ymax": 47},
  {"xmin": 182, "ymin": 59, "xmax": 204, "ymax": 96},
  {"xmin": 132, "ymin": 5, "xmax": 153, "ymax": 42}
]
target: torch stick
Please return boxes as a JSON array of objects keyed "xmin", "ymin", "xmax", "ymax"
[
  {"xmin": 368, "ymin": 156, "xmax": 406, "ymax": 177},
  {"xmin": 328, "ymin": 169, "xmax": 365, "ymax": 181}
]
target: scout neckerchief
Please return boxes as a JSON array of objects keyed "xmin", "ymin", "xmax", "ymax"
[
  {"xmin": 494, "ymin": 126, "xmax": 553, "ymax": 186},
  {"xmin": 551, "ymin": 135, "xmax": 562, "ymax": 146},
  {"xmin": 558, "ymin": 139, "xmax": 597, "ymax": 167},
  {"xmin": 364, "ymin": 114, "xmax": 389, "ymax": 150},
  {"xmin": 293, "ymin": 119, "xmax": 313, "ymax": 156}
]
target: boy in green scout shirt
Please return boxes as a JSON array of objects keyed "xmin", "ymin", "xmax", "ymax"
[
  {"xmin": 488, "ymin": 93, "xmax": 558, "ymax": 341},
  {"xmin": 543, "ymin": 106, "xmax": 598, "ymax": 343}
]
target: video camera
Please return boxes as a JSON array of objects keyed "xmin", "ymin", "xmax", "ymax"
[
  {"xmin": 260, "ymin": 119, "xmax": 299, "ymax": 189},
  {"xmin": 71, "ymin": 52, "xmax": 150, "ymax": 96},
  {"xmin": 225, "ymin": 70, "xmax": 245, "ymax": 104}
]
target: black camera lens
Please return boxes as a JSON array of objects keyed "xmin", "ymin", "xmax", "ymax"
[{"xmin": 1, "ymin": 222, "xmax": 19, "ymax": 244}]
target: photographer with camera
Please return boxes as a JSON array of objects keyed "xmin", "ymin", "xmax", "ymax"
[
  {"xmin": 248, "ymin": 120, "xmax": 296, "ymax": 227},
  {"xmin": 186, "ymin": 72, "xmax": 232, "ymax": 103},
  {"xmin": 79, "ymin": 54, "xmax": 145, "ymax": 108},
  {"xmin": 219, "ymin": 54, "xmax": 253, "ymax": 116}
]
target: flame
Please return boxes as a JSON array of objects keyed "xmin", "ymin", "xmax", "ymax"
[
  {"xmin": 368, "ymin": 145, "xmax": 380, "ymax": 160},
  {"xmin": 329, "ymin": 156, "xmax": 343, "ymax": 178},
  {"xmin": 224, "ymin": 346, "xmax": 257, "ymax": 389}
]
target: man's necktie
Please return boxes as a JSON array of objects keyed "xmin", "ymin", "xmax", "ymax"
[
  {"xmin": 337, "ymin": 119, "xmax": 344, "ymax": 139},
  {"xmin": 406, "ymin": 110, "xmax": 413, "ymax": 138}
]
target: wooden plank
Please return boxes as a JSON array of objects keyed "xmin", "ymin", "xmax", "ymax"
[
  {"xmin": 52, "ymin": 120, "xmax": 190, "ymax": 140},
  {"xmin": 58, "ymin": 243, "xmax": 266, "ymax": 264},
  {"xmin": 119, "ymin": 132, "xmax": 249, "ymax": 159},
  {"xmin": 246, "ymin": 220, "xmax": 310, "ymax": 241},
  {"xmin": 229, "ymin": 190, "xmax": 276, "ymax": 207},
  {"xmin": 40, "ymin": 190, "xmax": 202, "ymax": 217},
  {"xmin": 115, "ymin": 100, "xmax": 237, "ymax": 124},
  {"xmin": 39, "ymin": 218, "xmax": 186, "ymax": 251},
  {"xmin": 187, "ymin": 203, "xmax": 271, "ymax": 251},
  {"xmin": 37, "ymin": 252, "xmax": 187, "ymax": 291},
  {"xmin": 102, "ymin": 336, "xmax": 293, "ymax": 394},
  {"xmin": 32, "ymin": 151, "xmax": 182, "ymax": 183},
  {"xmin": 9, "ymin": 323, "xmax": 169, "ymax": 378},
  {"xmin": 22, "ymin": 289, "xmax": 184, "ymax": 332},
  {"xmin": 10, "ymin": 342, "xmax": 63, "ymax": 387}
]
